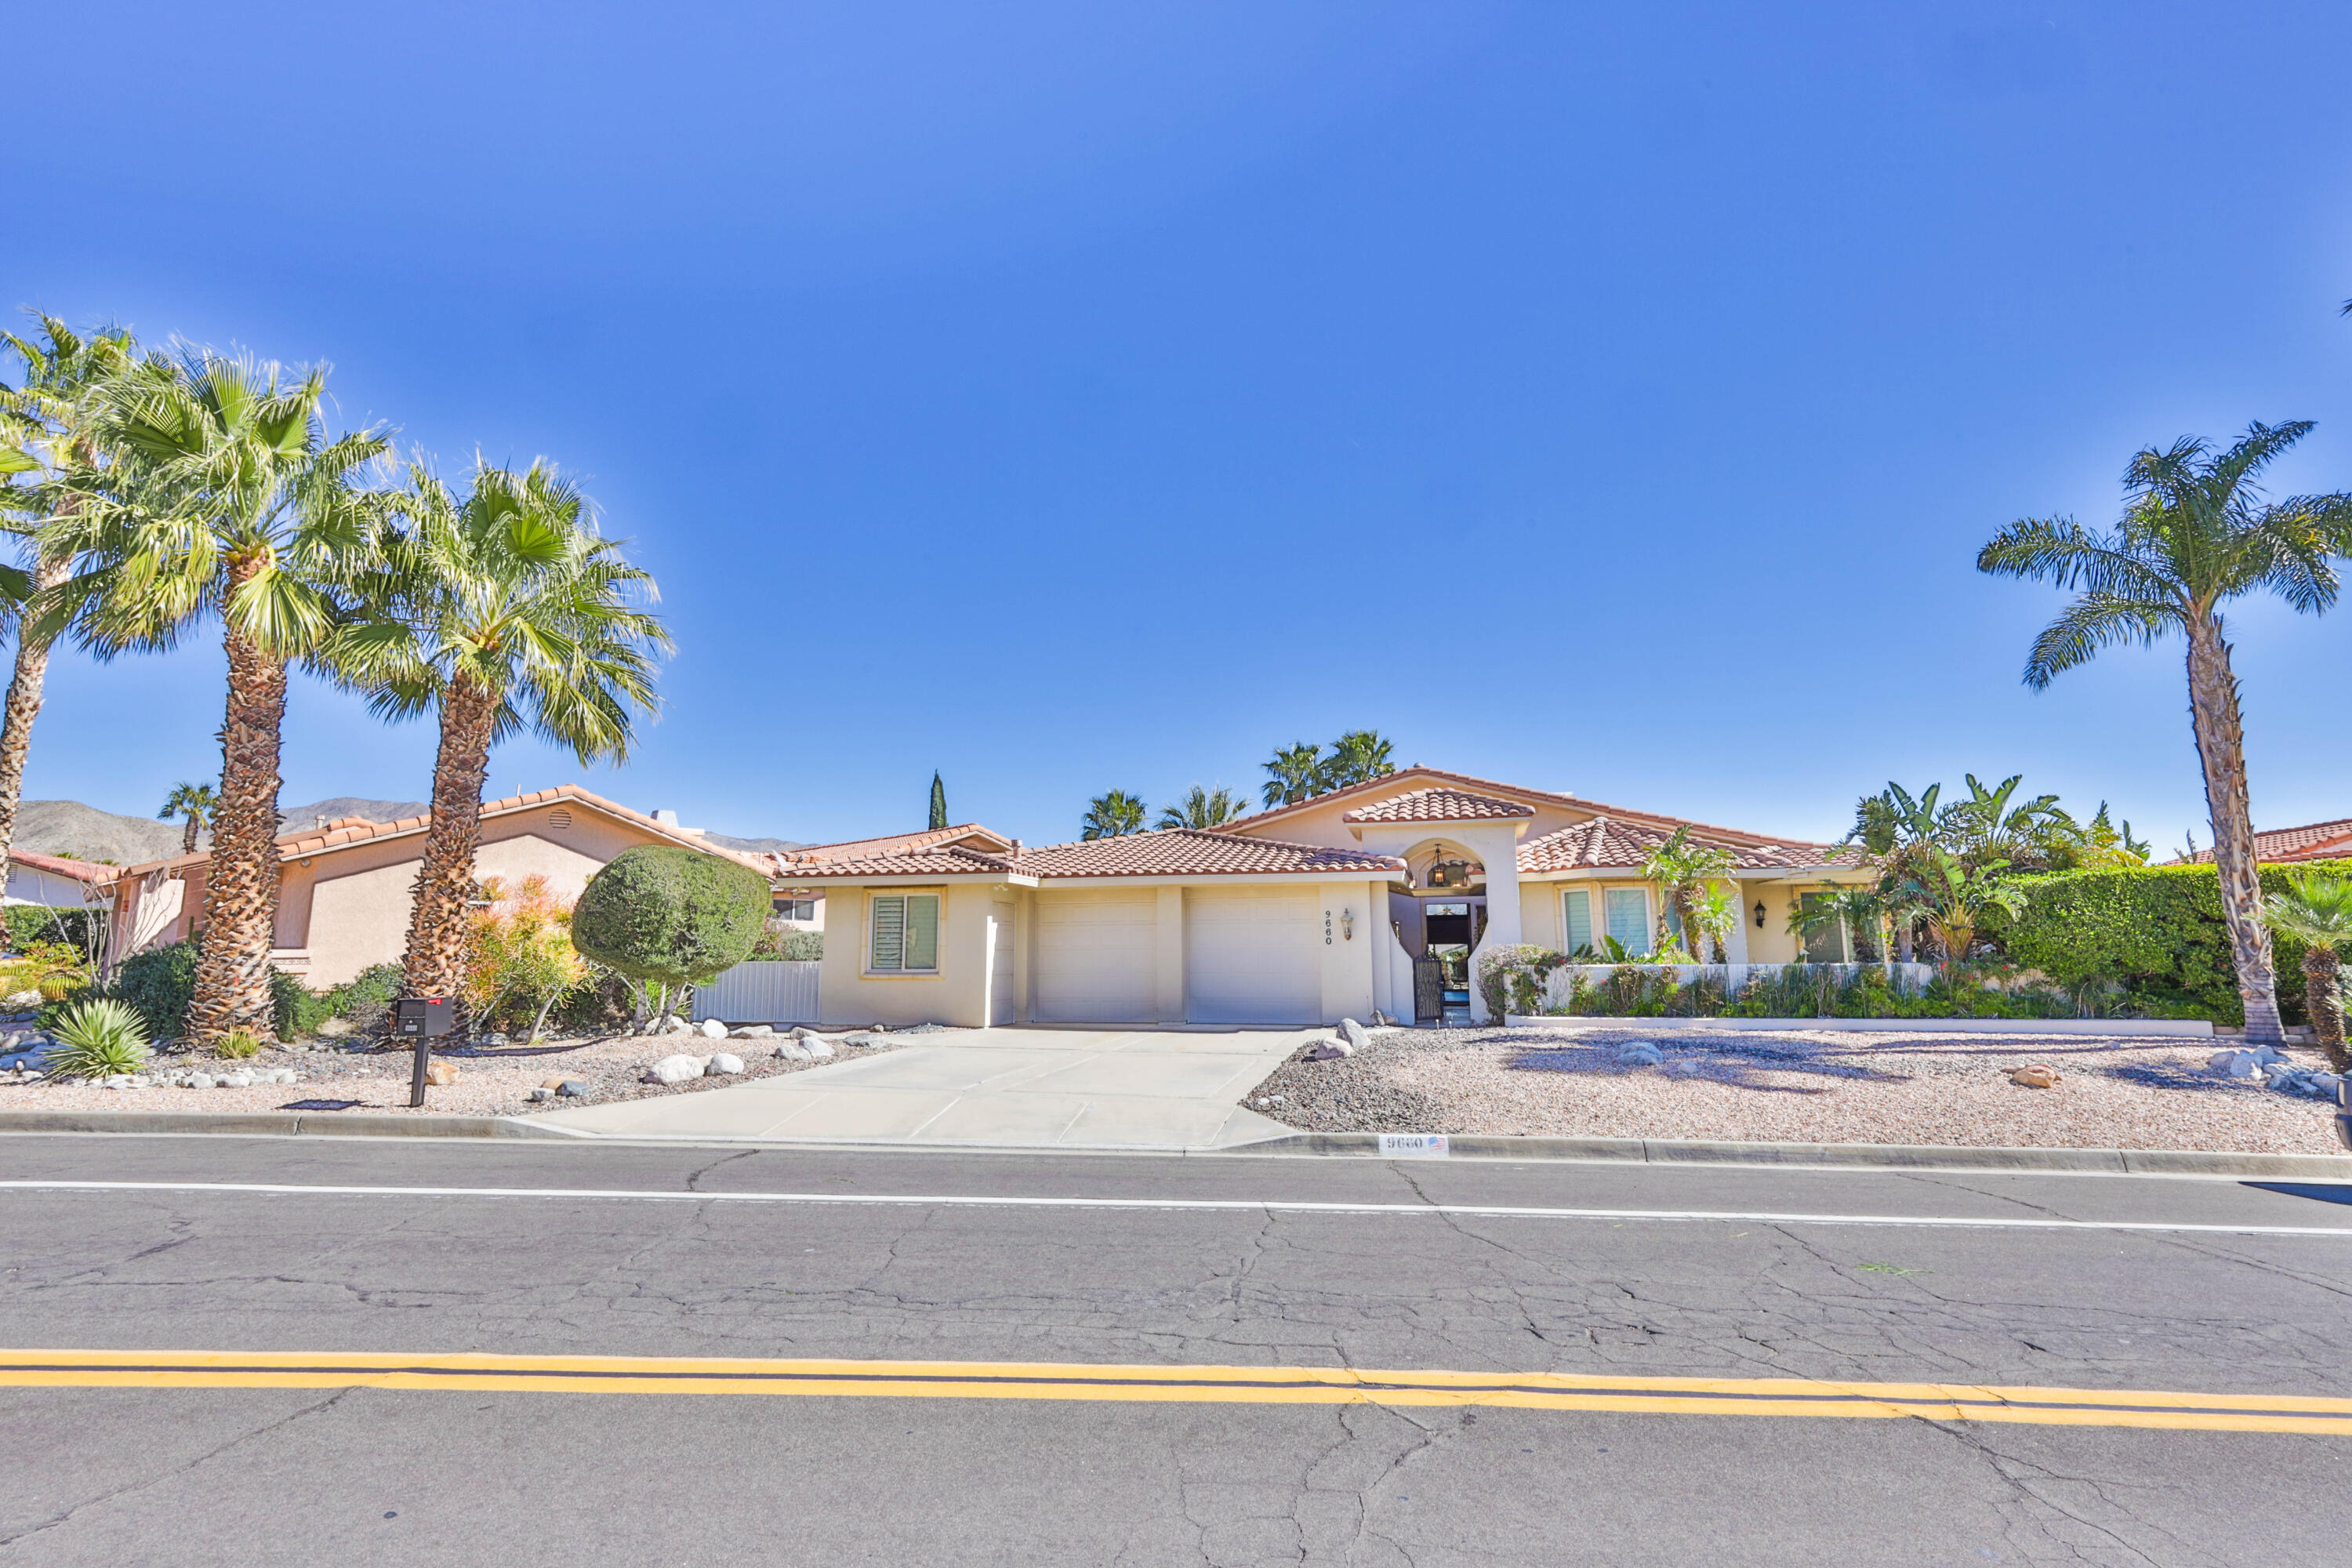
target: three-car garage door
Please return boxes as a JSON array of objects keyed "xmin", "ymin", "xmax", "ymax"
[
  {"xmin": 1033, "ymin": 889, "xmax": 1158, "ymax": 1023},
  {"xmin": 1184, "ymin": 888, "xmax": 1320, "ymax": 1025}
]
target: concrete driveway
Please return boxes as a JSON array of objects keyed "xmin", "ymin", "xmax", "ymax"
[{"xmin": 529, "ymin": 1026, "xmax": 1319, "ymax": 1150}]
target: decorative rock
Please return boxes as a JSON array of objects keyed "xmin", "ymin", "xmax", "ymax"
[
  {"xmin": 705, "ymin": 1053, "xmax": 746, "ymax": 1076},
  {"xmin": 646, "ymin": 1054, "xmax": 705, "ymax": 1085},
  {"xmin": 1339, "ymin": 1018, "xmax": 1370, "ymax": 1051},
  {"xmin": 1617, "ymin": 1042, "xmax": 1665, "ymax": 1067},
  {"xmin": 540, "ymin": 1076, "xmax": 571, "ymax": 1091},
  {"xmin": 803, "ymin": 1040, "xmax": 835, "ymax": 1059},
  {"xmin": 525, "ymin": 1087, "xmax": 553, "ymax": 1102},
  {"xmin": 1308, "ymin": 1041, "xmax": 1351, "ymax": 1062},
  {"xmin": 772, "ymin": 1042, "xmax": 813, "ymax": 1062},
  {"xmin": 0, "ymin": 989, "xmax": 39, "ymax": 1009},
  {"xmin": 423, "ymin": 1059, "xmax": 459, "ymax": 1087},
  {"xmin": 729, "ymin": 1025, "xmax": 775, "ymax": 1039},
  {"xmin": 557, "ymin": 1080, "xmax": 590, "ymax": 1098},
  {"xmin": 699, "ymin": 1018, "xmax": 729, "ymax": 1040},
  {"xmin": 189, "ymin": 1074, "xmax": 216, "ymax": 1090},
  {"xmin": 2009, "ymin": 1064, "xmax": 2061, "ymax": 1089}
]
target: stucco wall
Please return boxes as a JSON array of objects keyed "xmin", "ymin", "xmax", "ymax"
[{"xmin": 818, "ymin": 881, "xmax": 1000, "ymax": 1029}]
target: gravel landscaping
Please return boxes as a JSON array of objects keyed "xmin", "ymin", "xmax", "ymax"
[
  {"xmin": 0, "ymin": 1025, "xmax": 927, "ymax": 1119},
  {"xmin": 1243, "ymin": 1023, "xmax": 2350, "ymax": 1154}
]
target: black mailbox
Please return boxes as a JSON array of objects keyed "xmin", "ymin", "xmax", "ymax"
[{"xmin": 394, "ymin": 996, "xmax": 456, "ymax": 1038}]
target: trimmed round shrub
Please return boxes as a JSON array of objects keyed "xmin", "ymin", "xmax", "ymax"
[
  {"xmin": 571, "ymin": 848, "xmax": 770, "ymax": 987},
  {"xmin": 47, "ymin": 998, "xmax": 151, "ymax": 1078}
]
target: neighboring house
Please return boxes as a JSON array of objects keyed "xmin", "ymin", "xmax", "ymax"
[
  {"xmin": 5, "ymin": 850, "xmax": 115, "ymax": 913},
  {"xmin": 2173, "ymin": 816, "xmax": 2352, "ymax": 866},
  {"xmin": 782, "ymin": 767, "xmax": 1872, "ymax": 1029},
  {"xmin": 750, "ymin": 823, "xmax": 1018, "ymax": 934},
  {"xmin": 103, "ymin": 785, "xmax": 769, "ymax": 988}
]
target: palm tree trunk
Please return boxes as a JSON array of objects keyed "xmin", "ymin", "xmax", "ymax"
[
  {"xmin": 185, "ymin": 573, "xmax": 289, "ymax": 1044},
  {"xmin": 400, "ymin": 673, "xmax": 499, "ymax": 1030},
  {"xmin": 0, "ymin": 557, "xmax": 70, "ymax": 873},
  {"xmin": 181, "ymin": 816, "xmax": 200, "ymax": 855},
  {"xmin": 2184, "ymin": 618, "xmax": 2283, "ymax": 1044},
  {"xmin": 2307, "ymin": 946, "xmax": 2347, "ymax": 1071}
]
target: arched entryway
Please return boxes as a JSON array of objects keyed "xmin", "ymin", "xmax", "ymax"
[{"xmin": 1388, "ymin": 838, "xmax": 1489, "ymax": 1025}]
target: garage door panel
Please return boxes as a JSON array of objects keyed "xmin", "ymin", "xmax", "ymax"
[
  {"xmin": 1185, "ymin": 888, "xmax": 1319, "ymax": 1025},
  {"xmin": 1034, "ymin": 890, "xmax": 1157, "ymax": 1024}
]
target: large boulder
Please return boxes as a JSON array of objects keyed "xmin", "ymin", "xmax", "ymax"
[
  {"xmin": 645, "ymin": 1054, "xmax": 706, "ymax": 1085},
  {"xmin": 1339, "ymin": 1018, "xmax": 1370, "ymax": 1051},
  {"xmin": 705, "ymin": 1053, "xmax": 746, "ymax": 1076},
  {"xmin": 699, "ymin": 1018, "xmax": 728, "ymax": 1041},
  {"xmin": 1616, "ymin": 1041, "xmax": 1665, "ymax": 1067}
]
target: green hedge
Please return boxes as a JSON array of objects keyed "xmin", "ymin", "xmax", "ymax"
[{"xmin": 2000, "ymin": 859, "xmax": 2352, "ymax": 1026}]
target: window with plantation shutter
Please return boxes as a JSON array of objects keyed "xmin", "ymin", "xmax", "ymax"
[
  {"xmin": 1603, "ymin": 888, "xmax": 1650, "ymax": 955},
  {"xmin": 1562, "ymin": 889, "xmax": 1592, "ymax": 953},
  {"xmin": 868, "ymin": 893, "xmax": 941, "ymax": 973}
]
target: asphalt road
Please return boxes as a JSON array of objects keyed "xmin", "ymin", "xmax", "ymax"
[{"xmin": 2, "ymin": 1133, "xmax": 2349, "ymax": 1566}]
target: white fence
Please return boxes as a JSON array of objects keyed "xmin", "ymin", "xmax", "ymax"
[{"xmin": 691, "ymin": 960, "xmax": 822, "ymax": 1025}]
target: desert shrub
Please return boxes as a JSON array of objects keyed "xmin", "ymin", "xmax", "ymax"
[
  {"xmin": 467, "ymin": 877, "xmax": 590, "ymax": 1039},
  {"xmin": 333, "ymin": 963, "xmax": 405, "ymax": 1030},
  {"xmin": 46, "ymin": 998, "xmax": 151, "ymax": 1077},
  {"xmin": 107, "ymin": 940, "xmax": 198, "ymax": 1040},
  {"xmin": 213, "ymin": 1026, "xmax": 263, "ymax": 1060},
  {"xmin": 749, "ymin": 924, "xmax": 823, "ymax": 962},
  {"xmin": 546, "ymin": 968, "xmax": 635, "ymax": 1034},
  {"xmin": 4, "ymin": 906, "xmax": 96, "ymax": 955},
  {"xmin": 572, "ymin": 848, "xmax": 769, "ymax": 1018},
  {"xmin": 1475, "ymin": 945, "xmax": 1564, "ymax": 1019},
  {"xmin": 1999, "ymin": 859, "xmax": 2352, "ymax": 1025}
]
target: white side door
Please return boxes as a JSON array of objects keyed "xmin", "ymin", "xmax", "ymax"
[
  {"xmin": 987, "ymin": 901, "xmax": 1016, "ymax": 1025},
  {"xmin": 1033, "ymin": 889, "xmax": 1158, "ymax": 1024},
  {"xmin": 1185, "ymin": 887, "xmax": 1320, "ymax": 1025}
]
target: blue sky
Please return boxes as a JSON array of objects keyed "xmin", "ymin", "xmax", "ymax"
[{"xmin": 9, "ymin": 2, "xmax": 2352, "ymax": 853}]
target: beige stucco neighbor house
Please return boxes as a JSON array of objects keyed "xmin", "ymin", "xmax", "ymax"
[
  {"xmin": 782, "ymin": 767, "xmax": 1874, "ymax": 1029},
  {"xmin": 5, "ymin": 850, "xmax": 115, "ymax": 915},
  {"xmin": 103, "ymin": 785, "xmax": 772, "ymax": 988}
]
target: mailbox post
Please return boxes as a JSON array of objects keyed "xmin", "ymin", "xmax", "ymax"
[{"xmin": 393, "ymin": 996, "xmax": 456, "ymax": 1108}]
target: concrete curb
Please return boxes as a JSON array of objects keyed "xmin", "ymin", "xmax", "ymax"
[
  {"xmin": 0, "ymin": 1109, "xmax": 577, "ymax": 1140},
  {"xmin": 1500, "ymin": 1015, "xmax": 2217, "ymax": 1037},
  {"xmin": 1223, "ymin": 1131, "xmax": 2349, "ymax": 1178}
]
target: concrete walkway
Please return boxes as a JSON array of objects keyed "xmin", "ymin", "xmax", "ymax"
[{"xmin": 530, "ymin": 1026, "xmax": 1318, "ymax": 1150}]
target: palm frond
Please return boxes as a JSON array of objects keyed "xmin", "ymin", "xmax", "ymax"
[{"xmin": 2020, "ymin": 594, "xmax": 2177, "ymax": 688}]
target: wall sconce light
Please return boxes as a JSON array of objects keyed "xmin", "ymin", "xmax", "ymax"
[
  {"xmin": 1753, "ymin": 900, "xmax": 1767, "ymax": 929},
  {"xmin": 1341, "ymin": 909, "xmax": 1355, "ymax": 942}
]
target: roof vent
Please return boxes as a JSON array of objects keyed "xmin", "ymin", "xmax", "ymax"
[
  {"xmin": 548, "ymin": 809, "xmax": 572, "ymax": 830},
  {"xmin": 653, "ymin": 809, "xmax": 683, "ymax": 828}
]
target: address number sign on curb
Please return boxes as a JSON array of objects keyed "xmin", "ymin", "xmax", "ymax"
[{"xmin": 1378, "ymin": 1134, "xmax": 1450, "ymax": 1158}]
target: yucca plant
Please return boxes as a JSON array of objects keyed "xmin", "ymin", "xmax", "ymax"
[
  {"xmin": 212, "ymin": 1026, "xmax": 263, "ymax": 1060},
  {"xmin": 2263, "ymin": 871, "xmax": 2352, "ymax": 1069},
  {"xmin": 46, "ymin": 997, "xmax": 150, "ymax": 1078}
]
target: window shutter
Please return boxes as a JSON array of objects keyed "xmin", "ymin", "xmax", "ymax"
[
  {"xmin": 1603, "ymin": 888, "xmax": 1649, "ymax": 956},
  {"xmin": 905, "ymin": 895, "xmax": 939, "ymax": 971},
  {"xmin": 870, "ymin": 895, "xmax": 906, "ymax": 971},
  {"xmin": 1562, "ymin": 889, "xmax": 1592, "ymax": 953}
]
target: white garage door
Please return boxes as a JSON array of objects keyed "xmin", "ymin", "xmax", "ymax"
[
  {"xmin": 1185, "ymin": 887, "xmax": 1320, "ymax": 1025},
  {"xmin": 1033, "ymin": 889, "xmax": 1159, "ymax": 1023}
]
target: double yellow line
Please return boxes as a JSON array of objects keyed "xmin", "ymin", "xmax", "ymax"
[{"xmin": 5, "ymin": 1350, "xmax": 2348, "ymax": 1433}]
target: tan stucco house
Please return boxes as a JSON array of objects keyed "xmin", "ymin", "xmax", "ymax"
[
  {"xmin": 783, "ymin": 767, "xmax": 1873, "ymax": 1029},
  {"xmin": 5, "ymin": 850, "xmax": 115, "ymax": 916},
  {"xmin": 103, "ymin": 785, "xmax": 771, "ymax": 988}
]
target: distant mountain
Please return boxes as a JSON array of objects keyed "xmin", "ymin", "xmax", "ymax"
[
  {"xmin": 701, "ymin": 831, "xmax": 806, "ymax": 855},
  {"xmin": 13, "ymin": 800, "xmax": 191, "ymax": 866},
  {"xmin": 279, "ymin": 797, "xmax": 430, "ymax": 833}
]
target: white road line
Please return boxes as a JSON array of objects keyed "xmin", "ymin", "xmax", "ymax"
[{"xmin": 3, "ymin": 1179, "xmax": 2349, "ymax": 1236}]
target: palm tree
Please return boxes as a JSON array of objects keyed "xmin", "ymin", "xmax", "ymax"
[
  {"xmin": 157, "ymin": 781, "xmax": 217, "ymax": 855},
  {"xmin": 0, "ymin": 316, "xmax": 137, "ymax": 877},
  {"xmin": 40, "ymin": 347, "xmax": 390, "ymax": 1043},
  {"xmin": 1882, "ymin": 848, "xmax": 2027, "ymax": 968},
  {"xmin": 1323, "ymin": 729, "xmax": 1396, "ymax": 789},
  {"xmin": 2263, "ymin": 870, "xmax": 2352, "ymax": 1069},
  {"xmin": 332, "ymin": 460, "xmax": 666, "ymax": 1014},
  {"xmin": 1639, "ymin": 826, "xmax": 1736, "ymax": 961},
  {"xmin": 928, "ymin": 771, "xmax": 948, "ymax": 830},
  {"xmin": 1260, "ymin": 742, "xmax": 1324, "ymax": 808},
  {"xmin": 1979, "ymin": 421, "xmax": 2352, "ymax": 1043},
  {"xmin": 1156, "ymin": 785, "xmax": 1240, "ymax": 830},
  {"xmin": 1080, "ymin": 789, "xmax": 1146, "ymax": 840}
]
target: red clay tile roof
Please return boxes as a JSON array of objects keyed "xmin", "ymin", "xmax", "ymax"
[
  {"xmin": 760, "ymin": 823, "xmax": 1011, "ymax": 874},
  {"xmin": 1516, "ymin": 816, "xmax": 1860, "ymax": 874},
  {"xmin": 113, "ymin": 785, "xmax": 762, "ymax": 879},
  {"xmin": 1340, "ymin": 787, "xmax": 1536, "ymax": 825},
  {"xmin": 2176, "ymin": 817, "xmax": 2352, "ymax": 866},
  {"xmin": 1229, "ymin": 764, "xmax": 1825, "ymax": 852},
  {"xmin": 5, "ymin": 848, "xmax": 115, "ymax": 884},
  {"xmin": 772, "ymin": 828, "xmax": 1405, "ymax": 880}
]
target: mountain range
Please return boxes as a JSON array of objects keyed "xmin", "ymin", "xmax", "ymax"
[{"xmin": 12, "ymin": 798, "xmax": 800, "ymax": 864}]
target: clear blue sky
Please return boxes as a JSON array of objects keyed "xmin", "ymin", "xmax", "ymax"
[{"xmin": 9, "ymin": 2, "xmax": 2352, "ymax": 853}]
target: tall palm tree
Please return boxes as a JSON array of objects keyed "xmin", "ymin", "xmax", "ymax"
[
  {"xmin": 1260, "ymin": 742, "xmax": 1324, "ymax": 808},
  {"xmin": 40, "ymin": 347, "xmax": 390, "ymax": 1042},
  {"xmin": 1978, "ymin": 422, "xmax": 2352, "ymax": 1044},
  {"xmin": 1080, "ymin": 789, "xmax": 1146, "ymax": 840},
  {"xmin": 332, "ymin": 460, "xmax": 666, "ymax": 1014},
  {"xmin": 1639, "ymin": 826, "xmax": 1737, "ymax": 961},
  {"xmin": 157, "ymin": 781, "xmax": 217, "ymax": 855},
  {"xmin": 2263, "ymin": 870, "xmax": 2352, "ymax": 1069},
  {"xmin": 0, "ymin": 316, "xmax": 137, "ymax": 876},
  {"xmin": 1323, "ymin": 728, "xmax": 1396, "ymax": 789},
  {"xmin": 1155, "ymin": 785, "xmax": 1239, "ymax": 830}
]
